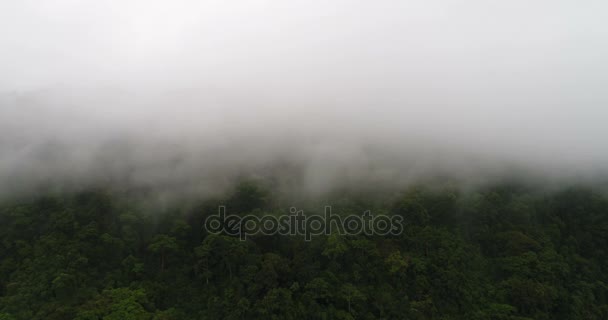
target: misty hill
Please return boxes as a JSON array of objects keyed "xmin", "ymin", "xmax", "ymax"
[{"xmin": 1, "ymin": 182, "xmax": 607, "ymax": 319}]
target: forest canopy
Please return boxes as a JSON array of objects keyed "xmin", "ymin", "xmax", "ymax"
[{"xmin": 1, "ymin": 182, "xmax": 607, "ymax": 319}]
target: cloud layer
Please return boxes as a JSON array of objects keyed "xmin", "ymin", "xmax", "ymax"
[{"xmin": 1, "ymin": 0, "xmax": 608, "ymax": 197}]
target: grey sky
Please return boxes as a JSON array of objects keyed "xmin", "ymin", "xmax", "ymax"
[{"xmin": 1, "ymin": 0, "xmax": 608, "ymax": 196}]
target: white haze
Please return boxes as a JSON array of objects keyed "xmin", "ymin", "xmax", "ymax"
[{"xmin": 1, "ymin": 0, "xmax": 608, "ymax": 197}]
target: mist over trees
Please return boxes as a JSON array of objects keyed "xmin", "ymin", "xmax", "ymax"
[{"xmin": 2, "ymin": 1, "xmax": 608, "ymax": 319}]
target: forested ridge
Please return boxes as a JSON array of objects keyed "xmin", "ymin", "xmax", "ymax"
[{"xmin": 1, "ymin": 182, "xmax": 608, "ymax": 319}]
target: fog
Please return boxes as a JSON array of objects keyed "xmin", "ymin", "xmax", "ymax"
[{"xmin": 1, "ymin": 0, "xmax": 608, "ymax": 198}]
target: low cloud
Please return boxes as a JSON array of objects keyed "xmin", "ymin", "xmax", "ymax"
[{"xmin": 1, "ymin": 0, "xmax": 608, "ymax": 198}]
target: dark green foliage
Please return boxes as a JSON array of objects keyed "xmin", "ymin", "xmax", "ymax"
[{"xmin": 1, "ymin": 183, "xmax": 608, "ymax": 319}]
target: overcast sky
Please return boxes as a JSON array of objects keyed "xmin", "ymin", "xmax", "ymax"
[{"xmin": 1, "ymin": 0, "xmax": 608, "ymax": 196}]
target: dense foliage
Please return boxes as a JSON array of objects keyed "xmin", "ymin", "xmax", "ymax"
[{"xmin": 1, "ymin": 182, "xmax": 608, "ymax": 319}]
